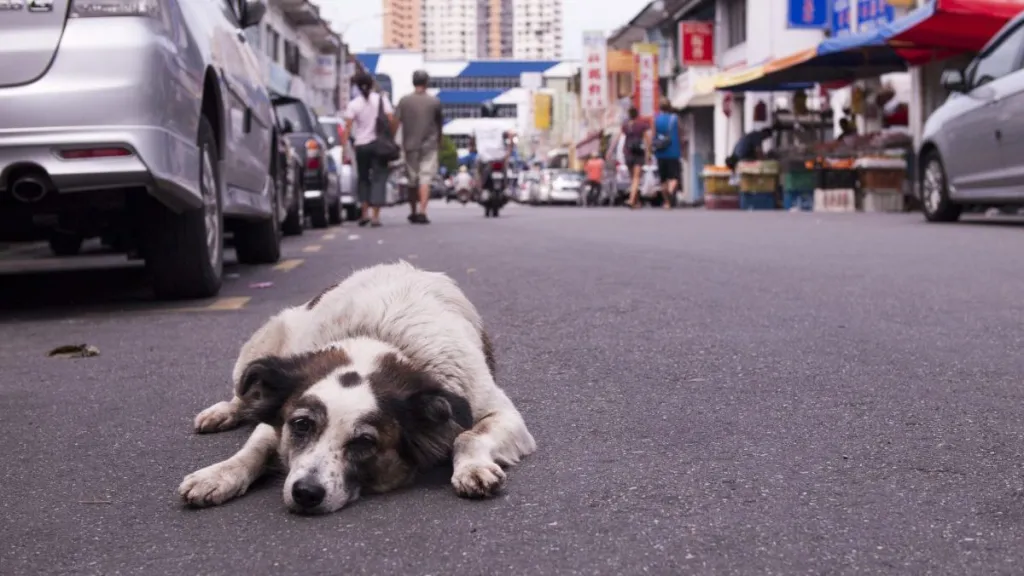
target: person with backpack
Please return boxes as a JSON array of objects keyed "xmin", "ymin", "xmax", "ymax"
[
  {"xmin": 343, "ymin": 71, "xmax": 396, "ymax": 227},
  {"xmin": 618, "ymin": 107, "xmax": 651, "ymax": 209},
  {"xmin": 652, "ymin": 100, "xmax": 682, "ymax": 210}
]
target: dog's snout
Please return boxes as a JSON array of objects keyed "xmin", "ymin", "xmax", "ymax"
[{"xmin": 291, "ymin": 478, "xmax": 326, "ymax": 509}]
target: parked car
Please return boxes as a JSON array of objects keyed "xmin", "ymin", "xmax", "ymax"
[
  {"xmin": 276, "ymin": 130, "xmax": 304, "ymax": 236},
  {"xmin": 917, "ymin": 11, "xmax": 1024, "ymax": 222},
  {"xmin": 0, "ymin": 0, "xmax": 281, "ymax": 299},
  {"xmin": 532, "ymin": 169, "xmax": 583, "ymax": 205},
  {"xmin": 318, "ymin": 116, "xmax": 359, "ymax": 221},
  {"xmin": 272, "ymin": 94, "xmax": 340, "ymax": 228}
]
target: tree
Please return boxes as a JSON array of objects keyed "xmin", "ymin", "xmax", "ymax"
[{"xmin": 439, "ymin": 135, "xmax": 458, "ymax": 173}]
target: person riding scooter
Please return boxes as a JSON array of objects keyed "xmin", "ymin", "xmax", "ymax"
[
  {"xmin": 453, "ymin": 164, "xmax": 474, "ymax": 204},
  {"xmin": 474, "ymin": 100, "xmax": 515, "ymax": 218}
]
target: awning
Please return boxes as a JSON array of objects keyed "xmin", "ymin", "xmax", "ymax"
[
  {"xmin": 882, "ymin": 0, "xmax": 1024, "ymax": 53},
  {"xmin": 713, "ymin": 60, "xmax": 816, "ymax": 92}
]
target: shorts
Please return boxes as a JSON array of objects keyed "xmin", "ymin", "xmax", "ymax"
[
  {"xmin": 626, "ymin": 152, "xmax": 645, "ymax": 172},
  {"xmin": 656, "ymin": 157, "xmax": 681, "ymax": 182},
  {"xmin": 404, "ymin": 147, "xmax": 439, "ymax": 188}
]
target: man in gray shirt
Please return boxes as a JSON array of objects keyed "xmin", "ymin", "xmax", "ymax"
[{"xmin": 394, "ymin": 70, "xmax": 443, "ymax": 224}]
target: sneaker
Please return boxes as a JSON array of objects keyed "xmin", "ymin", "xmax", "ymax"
[
  {"xmin": 415, "ymin": 213, "xmax": 430, "ymax": 224},
  {"xmin": 407, "ymin": 213, "xmax": 417, "ymax": 223}
]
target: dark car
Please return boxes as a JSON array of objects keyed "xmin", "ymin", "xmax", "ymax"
[{"xmin": 271, "ymin": 94, "xmax": 341, "ymax": 229}]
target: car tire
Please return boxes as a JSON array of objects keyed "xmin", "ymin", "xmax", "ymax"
[
  {"xmin": 144, "ymin": 115, "xmax": 223, "ymax": 300},
  {"xmin": 49, "ymin": 231, "xmax": 83, "ymax": 256},
  {"xmin": 328, "ymin": 198, "xmax": 343, "ymax": 225},
  {"xmin": 921, "ymin": 151, "xmax": 962, "ymax": 223},
  {"xmin": 235, "ymin": 173, "xmax": 282, "ymax": 265},
  {"xmin": 310, "ymin": 200, "xmax": 329, "ymax": 229}
]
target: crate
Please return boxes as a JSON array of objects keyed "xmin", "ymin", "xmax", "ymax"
[
  {"xmin": 740, "ymin": 173, "xmax": 777, "ymax": 193},
  {"xmin": 818, "ymin": 168, "xmax": 858, "ymax": 189},
  {"xmin": 705, "ymin": 193, "xmax": 740, "ymax": 210},
  {"xmin": 859, "ymin": 169, "xmax": 905, "ymax": 191},
  {"xmin": 703, "ymin": 174, "xmax": 739, "ymax": 195},
  {"xmin": 813, "ymin": 188, "xmax": 856, "ymax": 212},
  {"xmin": 782, "ymin": 170, "xmax": 817, "ymax": 191},
  {"xmin": 863, "ymin": 189, "xmax": 905, "ymax": 213},
  {"xmin": 740, "ymin": 192, "xmax": 776, "ymax": 211},
  {"xmin": 783, "ymin": 188, "xmax": 814, "ymax": 211}
]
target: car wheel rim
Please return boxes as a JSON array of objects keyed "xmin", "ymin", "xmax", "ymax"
[
  {"xmin": 201, "ymin": 144, "xmax": 220, "ymax": 267},
  {"xmin": 923, "ymin": 160, "xmax": 943, "ymax": 214}
]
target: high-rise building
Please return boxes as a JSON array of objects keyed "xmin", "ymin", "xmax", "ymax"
[
  {"xmin": 512, "ymin": 0, "xmax": 562, "ymax": 59},
  {"xmin": 382, "ymin": 0, "xmax": 422, "ymax": 50},
  {"xmin": 423, "ymin": 0, "xmax": 480, "ymax": 60}
]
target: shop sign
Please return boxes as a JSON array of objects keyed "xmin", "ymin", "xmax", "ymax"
[
  {"xmin": 678, "ymin": 21, "xmax": 715, "ymax": 67},
  {"xmin": 632, "ymin": 43, "xmax": 659, "ymax": 122},
  {"xmin": 534, "ymin": 93, "xmax": 553, "ymax": 130},
  {"xmin": 787, "ymin": 0, "xmax": 828, "ymax": 29},
  {"xmin": 856, "ymin": 0, "xmax": 895, "ymax": 33},
  {"xmin": 830, "ymin": 0, "xmax": 852, "ymax": 38},
  {"xmin": 312, "ymin": 54, "xmax": 337, "ymax": 91},
  {"xmin": 581, "ymin": 31, "xmax": 608, "ymax": 112}
]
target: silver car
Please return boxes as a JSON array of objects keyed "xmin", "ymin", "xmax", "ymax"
[
  {"xmin": 918, "ymin": 11, "xmax": 1024, "ymax": 222},
  {"xmin": 319, "ymin": 116, "xmax": 359, "ymax": 221},
  {"xmin": 0, "ymin": 0, "xmax": 282, "ymax": 299}
]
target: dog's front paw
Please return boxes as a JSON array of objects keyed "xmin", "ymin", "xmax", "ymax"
[
  {"xmin": 194, "ymin": 400, "xmax": 239, "ymax": 434},
  {"xmin": 452, "ymin": 460, "xmax": 506, "ymax": 499},
  {"xmin": 179, "ymin": 463, "xmax": 250, "ymax": 507}
]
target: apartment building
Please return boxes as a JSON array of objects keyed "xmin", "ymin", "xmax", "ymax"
[
  {"xmin": 423, "ymin": 0, "xmax": 481, "ymax": 60},
  {"xmin": 382, "ymin": 0, "xmax": 423, "ymax": 50},
  {"xmin": 512, "ymin": 0, "xmax": 563, "ymax": 59}
]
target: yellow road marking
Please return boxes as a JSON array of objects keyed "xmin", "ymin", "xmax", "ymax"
[
  {"xmin": 322, "ymin": 233, "xmax": 336, "ymax": 240},
  {"xmin": 302, "ymin": 245, "xmax": 322, "ymax": 253},
  {"xmin": 273, "ymin": 258, "xmax": 304, "ymax": 271},
  {"xmin": 170, "ymin": 296, "xmax": 250, "ymax": 313},
  {"xmin": 407, "ymin": 254, "xmax": 418, "ymax": 259}
]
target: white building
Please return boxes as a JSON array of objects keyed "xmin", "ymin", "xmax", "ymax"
[
  {"xmin": 423, "ymin": 0, "xmax": 481, "ymax": 60},
  {"xmin": 512, "ymin": 0, "xmax": 564, "ymax": 60}
]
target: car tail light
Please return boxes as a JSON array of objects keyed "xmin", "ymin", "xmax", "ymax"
[
  {"xmin": 305, "ymin": 140, "xmax": 321, "ymax": 170},
  {"xmin": 342, "ymin": 157, "xmax": 352, "ymax": 165},
  {"xmin": 490, "ymin": 161, "xmax": 505, "ymax": 171},
  {"xmin": 70, "ymin": 0, "xmax": 160, "ymax": 17},
  {"xmin": 58, "ymin": 147, "xmax": 132, "ymax": 159}
]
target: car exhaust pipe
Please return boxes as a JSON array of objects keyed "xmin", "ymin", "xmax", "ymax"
[{"xmin": 10, "ymin": 175, "xmax": 50, "ymax": 203}]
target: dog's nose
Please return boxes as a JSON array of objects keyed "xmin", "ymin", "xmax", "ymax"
[{"xmin": 292, "ymin": 478, "xmax": 326, "ymax": 509}]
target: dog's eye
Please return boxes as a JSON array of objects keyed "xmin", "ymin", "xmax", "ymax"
[
  {"xmin": 290, "ymin": 417, "xmax": 314, "ymax": 435},
  {"xmin": 346, "ymin": 434, "xmax": 377, "ymax": 458}
]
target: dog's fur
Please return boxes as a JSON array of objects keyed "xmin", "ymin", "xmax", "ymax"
[{"xmin": 179, "ymin": 261, "xmax": 536, "ymax": 514}]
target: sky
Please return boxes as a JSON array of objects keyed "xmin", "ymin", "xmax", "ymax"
[{"xmin": 318, "ymin": 0, "xmax": 647, "ymax": 59}]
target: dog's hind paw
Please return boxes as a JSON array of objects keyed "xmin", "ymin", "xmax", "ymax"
[
  {"xmin": 193, "ymin": 400, "xmax": 239, "ymax": 434},
  {"xmin": 179, "ymin": 463, "xmax": 250, "ymax": 507},
  {"xmin": 452, "ymin": 460, "xmax": 506, "ymax": 499}
]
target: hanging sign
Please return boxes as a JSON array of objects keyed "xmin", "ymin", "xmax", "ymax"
[
  {"xmin": 581, "ymin": 31, "xmax": 608, "ymax": 111},
  {"xmin": 678, "ymin": 21, "xmax": 715, "ymax": 67},
  {"xmin": 632, "ymin": 44, "xmax": 659, "ymax": 122},
  {"xmin": 830, "ymin": 0, "xmax": 852, "ymax": 38},
  {"xmin": 856, "ymin": 0, "xmax": 895, "ymax": 33},
  {"xmin": 787, "ymin": 0, "xmax": 828, "ymax": 29}
]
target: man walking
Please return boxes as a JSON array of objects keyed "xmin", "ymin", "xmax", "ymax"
[{"xmin": 394, "ymin": 70, "xmax": 443, "ymax": 224}]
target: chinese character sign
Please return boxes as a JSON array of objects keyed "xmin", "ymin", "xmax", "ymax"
[
  {"xmin": 632, "ymin": 44, "xmax": 659, "ymax": 122},
  {"xmin": 679, "ymin": 21, "xmax": 714, "ymax": 67},
  {"xmin": 830, "ymin": 0, "xmax": 851, "ymax": 38},
  {"xmin": 856, "ymin": 0, "xmax": 894, "ymax": 33},
  {"xmin": 581, "ymin": 31, "xmax": 608, "ymax": 112},
  {"xmin": 787, "ymin": 0, "xmax": 828, "ymax": 28}
]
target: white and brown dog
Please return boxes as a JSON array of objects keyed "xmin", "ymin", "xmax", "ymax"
[{"xmin": 179, "ymin": 261, "xmax": 536, "ymax": 514}]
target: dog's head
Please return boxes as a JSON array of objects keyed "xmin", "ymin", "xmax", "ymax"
[{"xmin": 237, "ymin": 338, "xmax": 471, "ymax": 515}]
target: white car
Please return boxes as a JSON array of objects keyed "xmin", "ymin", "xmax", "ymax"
[{"xmin": 318, "ymin": 116, "xmax": 359, "ymax": 221}]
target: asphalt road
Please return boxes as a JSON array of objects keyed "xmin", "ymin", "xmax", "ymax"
[{"xmin": 2, "ymin": 203, "xmax": 1024, "ymax": 575}]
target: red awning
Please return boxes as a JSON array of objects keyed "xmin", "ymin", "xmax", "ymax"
[{"xmin": 886, "ymin": 0, "xmax": 1024, "ymax": 53}]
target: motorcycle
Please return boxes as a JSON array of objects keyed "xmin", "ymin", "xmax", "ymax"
[{"xmin": 479, "ymin": 160, "xmax": 509, "ymax": 218}]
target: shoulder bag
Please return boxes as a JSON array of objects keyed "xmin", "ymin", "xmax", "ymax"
[{"xmin": 370, "ymin": 94, "xmax": 400, "ymax": 162}]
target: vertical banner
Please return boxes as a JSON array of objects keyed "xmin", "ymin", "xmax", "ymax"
[
  {"xmin": 581, "ymin": 31, "xmax": 608, "ymax": 112},
  {"xmin": 678, "ymin": 21, "xmax": 715, "ymax": 67},
  {"xmin": 830, "ymin": 0, "xmax": 852, "ymax": 38},
  {"xmin": 856, "ymin": 0, "xmax": 895, "ymax": 33},
  {"xmin": 534, "ymin": 93, "xmax": 552, "ymax": 130},
  {"xmin": 632, "ymin": 43, "xmax": 659, "ymax": 122},
  {"xmin": 787, "ymin": 0, "xmax": 828, "ymax": 29}
]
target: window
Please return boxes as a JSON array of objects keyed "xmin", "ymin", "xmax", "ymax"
[
  {"xmin": 968, "ymin": 23, "xmax": 1024, "ymax": 87},
  {"xmin": 725, "ymin": 0, "xmax": 746, "ymax": 49}
]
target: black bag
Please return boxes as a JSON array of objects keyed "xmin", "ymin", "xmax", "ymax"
[{"xmin": 370, "ymin": 94, "xmax": 400, "ymax": 162}]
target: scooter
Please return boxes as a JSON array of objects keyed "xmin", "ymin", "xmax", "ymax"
[{"xmin": 479, "ymin": 160, "xmax": 509, "ymax": 218}]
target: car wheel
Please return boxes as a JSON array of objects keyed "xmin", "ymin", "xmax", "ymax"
[
  {"xmin": 310, "ymin": 199, "xmax": 329, "ymax": 229},
  {"xmin": 48, "ymin": 231, "xmax": 83, "ymax": 256},
  {"xmin": 235, "ymin": 171, "xmax": 282, "ymax": 265},
  {"xmin": 328, "ymin": 198, "xmax": 343, "ymax": 225},
  {"xmin": 921, "ymin": 151, "xmax": 962, "ymax": 223},
  {"xmin": 144, "ymin": 115, "xmax": 223, "ymax": 300}
]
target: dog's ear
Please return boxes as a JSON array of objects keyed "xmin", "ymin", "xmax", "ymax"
[{"xmin": 237, "ymin": 357, "xmax": 299, "ymax": 426}]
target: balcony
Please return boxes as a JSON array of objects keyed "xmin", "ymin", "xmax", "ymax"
[{"xmin": 670, "ymin": 66, "xmax": 717, "ymax": 110}]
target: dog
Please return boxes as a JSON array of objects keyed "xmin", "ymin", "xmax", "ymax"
[{"xmin": 179, "ymin": 261, "xmax": 536, "ymax": 514}]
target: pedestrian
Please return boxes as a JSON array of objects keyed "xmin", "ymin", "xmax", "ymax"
[
  {"xmin": 583, "ymin": 153, "xmax": 605, "ymax": 206},
  {"xmin": 618, "ymin": 107, "xmax": 651, "ymax": 209},
  {"xmin": 726, "ymin": 127, "xmax": 773, "ymax": 172},
  {"xmin": 652, "ymin": 100, "xmax": 681, "ymax": 210},
  {"xmin": 343, "ymin": 71, "xmax": 395, "ymax": 227},
  {"xmin": 394, "ymin": 70, "xmax": 443, "ymax": 224}
]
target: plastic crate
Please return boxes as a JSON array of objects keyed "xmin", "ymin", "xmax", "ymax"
[
  {"xmin": 782, "ymin": 170, "xmax": 817, "ymax": 190},
  {"xmin": 705, "ymin": 193, "xmax": 740, "ymax": 210},
  {"xmin": 813, "ymin": 188, "xmax": 856, "ymax": 212},
  {"xmin": 703, "ymin": 174, "xmax": 739, "ymax": 195},
  {"xmin": 863, "ymin": 189, "xmax": 905, "ymax": 212},
  {"xmin": 783, "ymin": 188, "xmax": 814, "ymax": 211},
  {"xmin": 740, "ymin": 192, "xmax": 776, "ymax": 211},
  {"xmin": 740, "ymin": 173, "xmax": 777, "ymax": 193},
  {"xmin": 818, "ymin": 168, "xmax": 858, "ymax": 189}
]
